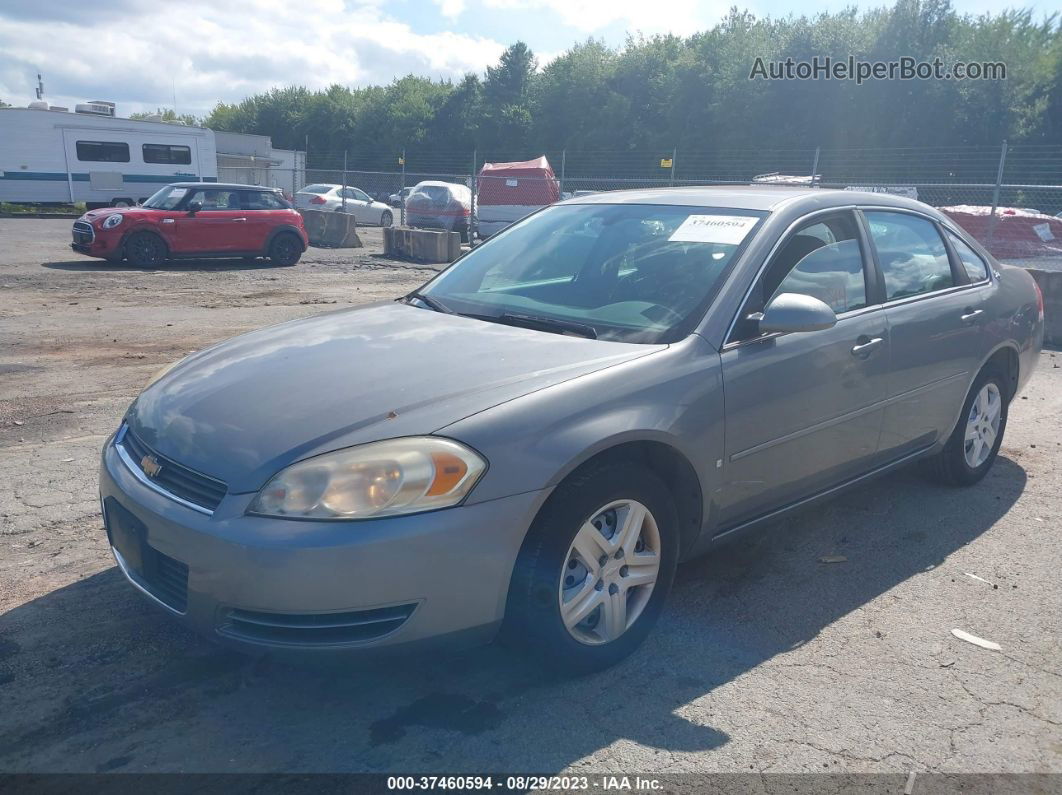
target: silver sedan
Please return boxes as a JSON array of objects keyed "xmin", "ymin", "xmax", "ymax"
[
  {"xmin": 294, "ymin": 184, "xmax": 394, "ymax": 226},
  {"xmin": 100, "ymin": 187, "xmax": 1043, "ymax": 673}
]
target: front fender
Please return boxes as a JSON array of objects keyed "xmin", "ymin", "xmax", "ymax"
[{"xmin": 438, "ymin": 335, "xmax": 724, "ymax": 539}]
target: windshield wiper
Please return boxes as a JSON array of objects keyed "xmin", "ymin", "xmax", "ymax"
[
  {"xmin": 403, "ymin": 291, "xmax": 454, "ymax": 314},
  {"xmin": 497, "ymin": 312, "xmax": 598, "ymax": 339}
]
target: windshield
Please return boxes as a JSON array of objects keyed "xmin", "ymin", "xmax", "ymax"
[
  {"xmin": 420, "ymin": 203, "xmax": 765, "ymax": 343},
  {"xmin": 141, "ymin": 185, "xmax": 189, "ymax": 210}
]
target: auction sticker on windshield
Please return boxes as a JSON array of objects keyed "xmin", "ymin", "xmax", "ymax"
[{"xmin": 669, "ymin": 214, "xmax": 758, "ymax": 244}]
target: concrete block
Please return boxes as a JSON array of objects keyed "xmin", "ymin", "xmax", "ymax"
[
  {"xmin": 1026, "ymin": 268, "xmax": 1062, "ymax": 347},
  {"xmin": 384, "ymin": 227, "xmax": 460, "ymax": 264},
  {"xmin": 299, "ymin": 209, "xmax": 363, "ymax": 248}
]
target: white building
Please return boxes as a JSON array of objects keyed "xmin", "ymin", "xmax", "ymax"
[{"xmin": 215, "ymin": 131, "xmax": 306, "ymax": 196}]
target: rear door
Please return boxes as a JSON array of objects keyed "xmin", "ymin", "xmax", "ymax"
[
  {"xmin": 717, "ymin": 210, "xmax": 890, "ymax": 528},
  {"xmin": 862, "ymin": 209, "xmax": 989, "ymax": 456},
  {"xmin": 172, "ymin": 188, "xmax": 253, "ymax": 253}
]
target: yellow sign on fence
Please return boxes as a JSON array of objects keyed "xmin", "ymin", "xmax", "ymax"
[{"xmin": 660, "ymin": 158, "xmax": 673, "ymax": 168}]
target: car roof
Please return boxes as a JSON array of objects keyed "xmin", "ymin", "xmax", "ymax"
[
  {"xmin": 168, "ymin": 182, "xmax": 282, "ymax": 191},
  {"xmin": 560, "ymin": 185, "xmax": 933, "ymax": 213}
]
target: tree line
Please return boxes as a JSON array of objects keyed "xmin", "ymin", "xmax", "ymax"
[{"xmin": 201, "ymin": 1, "xmax": 1060, "ymax": 172}]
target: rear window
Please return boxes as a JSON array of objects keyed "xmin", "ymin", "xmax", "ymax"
[
  {"xmin": 243, "ymin": 190, "xmax": 289, "ymax": 210},
  {"xmin": 300, "ymin": 184, "xmax": 334, "ymax": 194},
  {"xmin": 411, "ymin": 185, "xmax": 454, "ymax": 203}
]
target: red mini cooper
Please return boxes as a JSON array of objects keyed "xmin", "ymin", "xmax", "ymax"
[{"xmin": 71, "ymin": 182, "xmax": 309, "ymax": 267}]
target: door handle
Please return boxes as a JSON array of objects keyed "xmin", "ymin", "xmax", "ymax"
[
  {"xmin": 960, "ymin": 308, "xmax": 984, "ymax": 324},
  {"xmin": 232, "ymin": 217, "xmax": 247, "ymax": 223},
  {"xmin": 851, "ymin": 336, "xmax": 884, "ymax": 357}
]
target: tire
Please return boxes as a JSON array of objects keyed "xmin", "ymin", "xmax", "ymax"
[
  {"xmin": 380, "ymin": 210, "xmax": 393, "ymax": 227},
  {"xmin": 930, "ymin": 369, "xmax": 1009, "ymax": 486},
  {"xmin": 503, "ymin": 461, "xmax": 679, "ymax": 674},
  {"xmin": 268, "ymin": 233, "xmax": 302, "ymax": 267},
  {"xmin": 124, "ymin": 232, "xmax": 167, "ymax": 267},
  {"xmin": 455, "ymin": 224, "xmax": 469, "ymax": 244}
]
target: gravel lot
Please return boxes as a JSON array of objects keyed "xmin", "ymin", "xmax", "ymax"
[{"xmin": 0, "ymin": 219, "xmax": 1060, "ymax": 775}]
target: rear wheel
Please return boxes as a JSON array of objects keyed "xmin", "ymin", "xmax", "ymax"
[
  {"xmin": 930, "ymin": 370, "xmax": 1009, "ymax": 486},
  {"xmin": 380, "ymin": 210, "xmax": 393, "ymax": 227},
  {"xmin": 268, "ymin": 233, "xmax": 302, "ymax": 267},
  {"xmin": 124, "ymin": 232, "xmax": 167, "ymax": 267},
  {"xmin": 504, "ymin": 461, "xmax": 678, "ymax": 674}
]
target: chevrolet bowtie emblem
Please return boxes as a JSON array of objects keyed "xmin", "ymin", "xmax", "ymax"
[{"xmin": 141, "ymin": 454, "xmax": 163, "ymax": 478}]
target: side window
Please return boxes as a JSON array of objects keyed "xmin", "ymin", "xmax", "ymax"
[
  {"xmin": 350, "ymin": 188, "xmax": 371, "ymax": 202},
  {"xmin": 947, "ymin": 230, "xmax": 989, "ymax": 282},
  {"xmin": 772, "ymin": 239, "xmax": 868, "ymax": 314},
  {"xmin": 143, "ymin": 144, "xmax": 191, "ymax": 165},
  {"xmin": 731, "ymin": 212, "xmax": 867, "ymax": 342},
  {"xmin": 76, "ymin": 141, "xmax": 130, "ymax": 163},
  {"xmin": 243, "ymin": 191, "xmax": 286, "ymax": 210},
  {"xmin": 865, "ymin": 212, "xmax": 954, "ymax": 300},
  {"xmin": 186, "ymin": 189, "xmax": 241, "ymax": 211}
]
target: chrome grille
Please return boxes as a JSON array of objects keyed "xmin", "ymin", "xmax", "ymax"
[
  {"xmin": 116, "ymin": 425, "xmax": 227, "ymax": 512},
  {"xmin": 72, "ymin": 220, "xmax": 95, "ymax": 245}
]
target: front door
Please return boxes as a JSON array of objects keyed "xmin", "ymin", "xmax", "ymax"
[
  {"xmin": 173, "ymin": 188, "xmax": 254, "ymax": 253},
  {"xmin": 716, "ymin": 210, "xmax": 890, "ymax": 529}
]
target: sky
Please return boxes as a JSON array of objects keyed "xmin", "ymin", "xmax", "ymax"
[{"xmin": 0, "ymin": 0, "xmax": 1055, "ymax": 118}]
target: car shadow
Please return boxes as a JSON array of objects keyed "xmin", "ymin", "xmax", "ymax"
[
  {"xmin": 0, "ymin": 457, "xmax": 1026, "ymax": 772},
  {"xmin": 42, "ymin": 258, "xmax": 283, "ymax": 273}
]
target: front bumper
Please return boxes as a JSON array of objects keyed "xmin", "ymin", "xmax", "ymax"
[
  {"xmin": 99, "ymin": 434, "xmax": 547, "ymax": 657},
  {"xmin": 71, "ymin": 224, "xmax": 120, "ymax": 259}
]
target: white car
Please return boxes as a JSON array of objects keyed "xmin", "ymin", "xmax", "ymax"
[{"xmin": 294, "ymin": 184, "xmax": 394, "ymax": 226}]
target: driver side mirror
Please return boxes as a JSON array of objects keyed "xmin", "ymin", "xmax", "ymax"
[
  {"xmin": 759, "ymin": 292, "xmax": 837, "ymax": 335},
  {"xmin": 187, "ymin": 201, "xmax": 202, "ymax": 216}
]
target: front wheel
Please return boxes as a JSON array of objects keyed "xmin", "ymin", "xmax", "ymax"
[
  {"xmin": 268, "ymin": 234, "xmax": 303, "ymax": 267},
  {"xmin": 379, "ymin": 210, "xmax": 393, "ymax": 227},
  {"xmin": 124, "ymin": 232, "xmax": 167, "ymax": 267},
  {"xmin": 503, "ymin": 461, "xmax": 678, "ymax": 674},
  {"xmin": 930, "ymin": 371, "xmax": 1009, "ymax": 486}
]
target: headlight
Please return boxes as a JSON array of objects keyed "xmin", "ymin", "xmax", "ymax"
[
  {"xmin": 248, "ymin": 437, "xmax": 487, "ymax": 520},
  {"xmin": 102, "ymin": 214, "xmax": 124, "ymax": 229}
]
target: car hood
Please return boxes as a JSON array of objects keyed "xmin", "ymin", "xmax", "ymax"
[
  {"xmin": 79, "ymin": 206, "xmax": 155, "ymax": 224},
  {"xmin": 128, "ymin": 302, "xmax": 663, "ymax": 493}
]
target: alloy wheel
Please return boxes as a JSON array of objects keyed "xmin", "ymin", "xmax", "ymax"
[
  {"xmin": 271, "ymin": 236, "xmax": 300, "ymax": 265},
  {"xmin": 559, "ymin": 499, "xmax": 661, "ymax": 645},
  {"xmin": 964, "ymin": 382, "xmax": 1002, "ymax": 468}
]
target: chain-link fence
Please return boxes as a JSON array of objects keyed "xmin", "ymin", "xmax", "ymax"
[{"xmin": 252, "ymin": 143, "xmax": 1062, "ymax": 262}]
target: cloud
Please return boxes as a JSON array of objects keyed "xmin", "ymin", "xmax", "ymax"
[
  {"xmin": 434, "ymin": 0, "xmax": 467, "ymax": 18},
  {"xmin": 0, "ymin": 0, "xmax": 504, "ymax": 116},
  {"xmin": 480, "ymin": 0, "xmax": 725, "ymax": 36}
]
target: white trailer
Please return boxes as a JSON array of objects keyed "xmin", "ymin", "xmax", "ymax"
[{"xmin": 0, "ymin": 106, "xmax": 218, "ymax": 208}]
